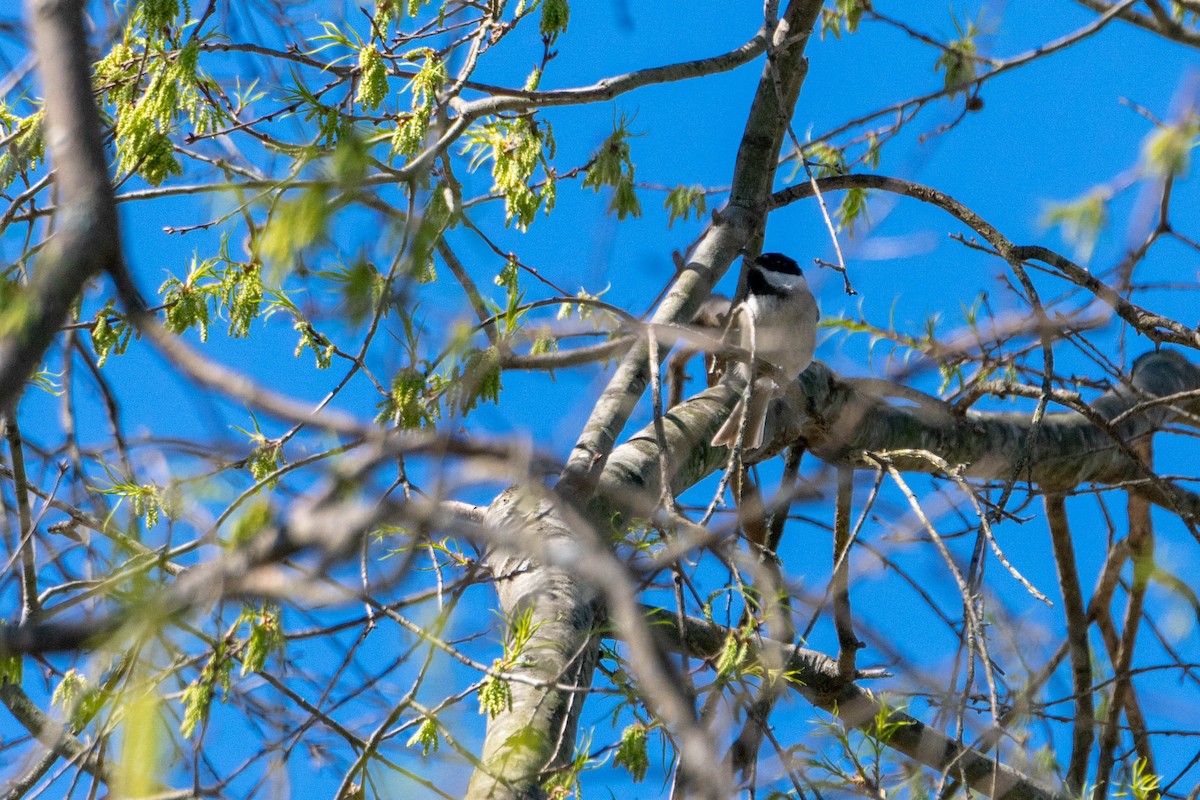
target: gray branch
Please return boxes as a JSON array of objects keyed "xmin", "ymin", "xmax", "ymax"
[
  {"xmin": 604, "ymin": 351, "xmax": 1200, "ymax": 522},
  {"xmin": 643, "ymin": 607, "xmax": 1068, "ymax": 800},
  {"xmin": 0, "ymin": 0, "xmax": 122, "ymax": 410},
  {"xmin": 472, "ymin": 2, "xmax": 830, "ymax": 797}
]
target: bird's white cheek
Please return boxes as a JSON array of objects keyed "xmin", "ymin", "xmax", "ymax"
[{"xmin": 762, "ymin": 273, "xmax": 810, "ymax": 294}]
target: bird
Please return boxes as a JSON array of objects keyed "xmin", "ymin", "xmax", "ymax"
[{"xmin": 710, "ymin": 252, "xmax": 819, "ymax": 450}]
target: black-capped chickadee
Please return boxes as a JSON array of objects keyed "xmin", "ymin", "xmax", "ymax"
[{"xmin": 711, "ymin": 252, "xmax": 819, "ymax": 450}]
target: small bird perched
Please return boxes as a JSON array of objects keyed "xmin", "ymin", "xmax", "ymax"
[{"xmin": 710, "ymin": 252, "xmax": 819, "ymax": 450}]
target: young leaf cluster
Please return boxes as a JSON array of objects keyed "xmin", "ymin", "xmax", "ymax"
[
  {"xmin": 0, "ymin": 108, "xmax": 44, "ymax": 190},
  {"xmin": 934, "ymin": 13, "xmax": 981, "ymax": 97},
  {"xmin": 90, "ymin": 301, "xmax": 133, "ymax": 367},
  {"xmin": 356, "ymin": 46, "xmax": 388, "ymax": 111},
  {"xmin": 406, "ymin": 717, "xmax": 441, "ymax": 756},
  {"xmin": 391, "ymin": 49, "xmax": 447, "ymax": 156},
  {"xmin": 1141, "ymin": 115, "xmax": 1199, "ymax": 178},
  {"xmin": 159, "ymin": 254, "xmax": 264, "ymax": 343},
  {"xmin": 821, "ymin": 0, "xmax": 867, "ymax": 38},
  {"xmin": 238, "ymin": 604, "xmax": 285, "ymax": 675},
  {"xmin": 583, "ymin": 117, "xmax": 641, "ymax": 220},
  {"xmin": 374, "ymin": 0, "xmax": 431, "ymax": 32},
  {"xmin": 463, "ymin": 117, "xmax": 557, "ymax": 230},
  {"xmin": 613, "ymin": 723, "xmax": 650, "ymax": 782},
  {"xmin": 1042, "ymin": 190, "xmax": 1109, "ymax": 261},
  {"xmin": 180, "ymin": 641, "xmax": 231, "ymax": 738},
  {"xmin": 478, "ymin": 609, "xmax": 540, "ymax": 718},
  {"xmin": 664, "ymin": 184, "xmax": 707, "ymax": 228},
  {"xmin": 102, "ymin": 479, "xmax": 179, "ymax": 529},
  {"xmin": 105, "ymin": 40, "xmax": 221, "ymax": 186},
  {"xmin": 52, "ymin": 669, "xmax": 109, "ymax": 729}
]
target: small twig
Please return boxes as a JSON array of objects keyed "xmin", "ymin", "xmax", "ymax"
[
  {"xmin": 813, "ymin": 257, "xmax": 857, "ymax": 296},
  {"xmin": 4, "ymin": 412, "xmax": 40, "ymax": 623},
  {"xmin": 1044, "ymin": 493, "xmax": 1094, "ymax": 796},
  {"xmin": 833, "ymin": 465, "xmax": 859, "ymax": 680},
  {"xmin": 802, "ymin": 159, "xmax": 855, "ymax": 295}
]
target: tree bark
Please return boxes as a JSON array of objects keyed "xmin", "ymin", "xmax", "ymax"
[
  {"xmin": 470, "ymin": 1, "xmax": 829, "ymax": 796},
  {"xmin": 604, "ymin": 351, "xmax": 1200, "ymax": 521},
  {"xmin": 1, "ymin": 0, "xmax": 123, "ymax": 410}
]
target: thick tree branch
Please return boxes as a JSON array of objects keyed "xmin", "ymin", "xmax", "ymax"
[
  {"xmin": 0, "ymin": 0, "xmax": 122, "ymax": 410},
  {"xmin": 603, "ymin": 351, "xmax": 1200, "ymax": 522},
  {"xmin": 560, "ymin": 1, "xmax": 826, "ymax": 496},
  {"xmin": 473, "ymin": 4, "xmax": 829, "ymax": 796}
]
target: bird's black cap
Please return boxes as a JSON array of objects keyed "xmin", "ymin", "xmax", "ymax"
[{"xmin": 754, "ymin": 252, "xmax": 802, "ymax": 275}]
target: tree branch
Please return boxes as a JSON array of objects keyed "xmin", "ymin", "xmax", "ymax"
[
  {"xmin": 473, "ymin": 4, "xmax": 829, "ymax": 795},
  {"xmin": 642, "ymin": 607, "xmax": 1068, "ymax": 800},
  {"xmin": 1072, "ymin": 0, "xmax": 1200, "ymax": 48},
  {"xmin": 0, "ymin": 0, "xmax": 122, "ymax": 410},
  {"xmin": 772, "ymin": 174, "xmax": 1200, "ymax": 350},
  {"xmin": 604, "ymin": 351, "xmax": 1200, "ymax": 523},
  {"xmin": 1044, "ymin": 493, "xmax": 1094, "ymax": 795}
]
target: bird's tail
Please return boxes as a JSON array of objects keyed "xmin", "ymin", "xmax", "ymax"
[{"xmin": 711, "ymin": 379, "xmax": 772, "ymax": 449}]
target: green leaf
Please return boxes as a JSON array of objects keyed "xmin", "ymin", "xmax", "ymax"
[
  {"xmin": 240, "ymin": 604, "xmax": 284, "ymax": 675},
  {"xmin": 294, "ymin": 319, "xmax": 335, "ymax": 369},
  {"xmin": 90, "ymin": 302, "xmax": 133, "ymax": 367},
  {"xmin": 0, "ymin": 630, "xmax": 21, "ymax": 685},
  {"xmin": 323, "ymin": 258, "xmax": 385, "ymax": 324},
  {"xmin": 116, "ymin": 112, "xmax": 181, "ymax": 186},
  {"xmin": 224, "ymin": 264, "xmax": 264, "ymax": 338},
  {"xmin": 461, "ymin": 117, "xmax": 556, "ymax": 229},
  {"xmin": 392, "ymin": 107, "xmax": 431, "ymax": 156},
  {"xmin": 1042, "ymin": 190, "xmax": 1108, "ymax": 261},
  {"xmin": 52, "ymin": 669, "xmax": 107, "ymax": 728},
  {"xmin": 180, "ymin": 678, "xmax": 212, "ymax": 738},
  {"xmin": 137, "ymin": 0, "xmax": 180, "ymax": 34},
  {"xmin": 0, "ymin": 110, "xmax": 44, "ymax": 190},
  {"xmin": 406, "ymin": 718, "xmax": 440, "ymax": 756},
  {"xmin": 95, "ymin": 42, "xmax": 139, "ymax": 106},
  {"xmin": 821, "ymin": 0, "xmax": 867, "ymax": 39},
  {"xmin": 1141, "ymin": 119, "xmax": 1199, "ymax": 178},
  {"xmin": 934, "ymin": 13, "xmax": 981, "ymax": 96},
  {"xmin": 450, "ymin": 347, "xmax": 502, "ymax": 415},
  {"xmin": 583, "ymin": 115, "xmax": 641, "ymax": 219},
  {"xmin": 260, "ymin": 187, "xmax": 332, "ymax": 267},
  {"xmin": 227, "ymin": 499, "xmax": 273, "ymax": 549},
  {"xmin": 405, "ymin": 47, "xmax": 447, "ymax": 110},
  {"xmin": 1118, "ymin": 757, "xmax": 1161, "ymax": 800},
  {"xmin": 247, "ymin": 439, "xmax": 283, "ymax": 484},
  {"xmin": 540, "ymin": 0, "xmax": 570, "ymax": 38},
  {"xmin": 614, "ymin": 724, "xmax": 650, "ymax": 782},
  {"xmin": 181, "ymin": 640, "xmax": 233, "ymax": 737},
  {"xmin": 374, "ymin": 0, "xmax": 429, "ymax": 30},
  {"xmin": 863, "ymin": 131, "xmax": 881, "ymax": 169},
  {"xmin": 160, "ymin": 256, "xmax": 220, "ymax": 341},
  {"xmin": 112, "ymin": 41, "xmax": 220, "ymax": 185},
  {"xmin": 494, "ymin": 255, "xmax": 519, "ymax": 291},
  {"xmin": 807, "ymin": 142, "xmax": 847, "ymax": 178},
  {"xmin": 837, "ymin": 187, "xmax": 870, "ymax": 235},
  {"xmin": 664, "ymin": 184, "xmax": 707, "ymax": 228},
  {"xmin": 102, "ymin": 481, "xmax": 169, "ymax": 528},
  {"xmin": 377, "ymin": 368, "xmax": 438, "ymax": 428},
  {"xmin": 715, "ymin": 630, "xmax": 749, "ymax": 679},
  {"xmin": 477, "ymin": 670, "xmax": 513, "ymax": 718}
]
